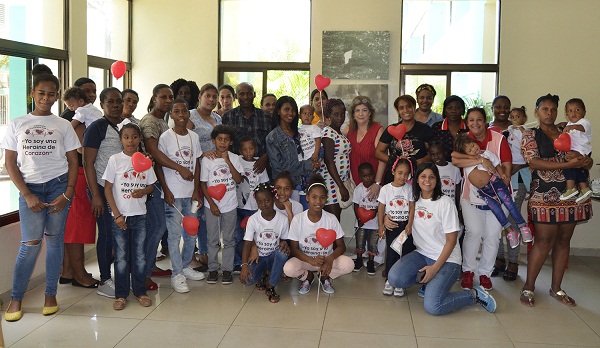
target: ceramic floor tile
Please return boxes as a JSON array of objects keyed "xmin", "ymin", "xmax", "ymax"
[
  {"xmin": 513, "ymin": 343, "xmax": 597, "ymax": 348},
  {"xmin": 411, "ymin": 303, "xmax": 510, "ymax": 341},
  {"xmin": 219, "ymin": 326, "xmax": 321, "ymax": 348},
  {"xmin": 9, "ymin": 315, "xmax": 140, "ymax": 348},
  {"xmin": 326, "ymin": 271, "xmax": 403, "ymax": 301},
  {"xmin": 537, "ymin": 263, "xmax": 600, "ymax": 287},
  {"xmin": 323, "ymin": 297, "xmax": 414, "ymax": 335},
  {"xmin": 416, "ymin": 337, "xmax": 515, "ymax": 348},
  {"xmin": 234, "ymin": 290, "xmax": 328, "ymax": 330},
  {"xmin": 320, "ymin": 331, "xmax": 417, "ymax": 348},
  {"xmin": 115, "ymin": 319, "xmax": 229, "ymax": 348},
  {"xmin": 496, "ymin": 306, "xmax": 600, "ymax": 346},
  {"xmin": 146, "ymin": 288, "xmax": 249, "ymax": 325},
  {"xmin": 61, "ymin": 286, "xmax": 173, "ymax": 319},
  {"xmin": 2, "ymin": 313, "xmax": 54, "ymax": 347}
]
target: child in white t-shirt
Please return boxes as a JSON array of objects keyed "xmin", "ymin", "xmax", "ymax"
[
  {"xmin": 507, "ymin": 107, "xmax": 531, "ymax": 197},
  {"xmin": 273, "ymin": 171, "xmax": 304, "ymax": 224},
  {"xmin": 561, "ymin": 98, "xmax": 592, "ymax": 203},
  {"xmin": 455, "ymin": 134, "xmax": 532, "ymax": 250},
  {"xmin": 234, "ymin": 137, "xmax": 270, "ymax": 273},
  {"xmin": 200, "ymin": 125, "xmax": 243, "ymax": 284},
  {"xmin": 157, "ymin": 100, "xmax": 205, "ymax": 293},
  {"xmin": 239, "ymin": 183, "xmax": 290, "ymax": 303},
  {"xmin": 63, "ymin": 86, "xmax": 103, "ymax": 146},
  {"xmin": 428, "ymin": 140, "xmax": 462, "ymax": 208},
  {"xmin": 298, "ymin": 105, "xmax": 322, "ymax": 163},
  {"xmin": 352, "ymin": 163, "xmax": 380, "ymax": 275},
  {"xmin": 378, "ymin": 158, "xmax": 414, "ymax": 298},
  {"xmin": 103, "ymin": 122, "xmax": 156, "ymax": 310},
  {"xmin": 283, "ymin": 175, "xmax": 354, "ymax": 295}
]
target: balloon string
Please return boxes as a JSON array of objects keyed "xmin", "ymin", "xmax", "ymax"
[
  {"xmin": 319, "ymin": 91, "xmax": 325, "ymax": 125},
  {"xmin": 153, "ymin": 184, "xmax": 184, "ymax": 217}
]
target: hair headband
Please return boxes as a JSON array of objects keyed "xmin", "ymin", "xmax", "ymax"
[
  {"xmin": 416, "ymin": 84, "xmax": 436, "ymax": 97},
  {"xmin": 307, "ymin": 182, "xmax": 326, "ymax": 192}
]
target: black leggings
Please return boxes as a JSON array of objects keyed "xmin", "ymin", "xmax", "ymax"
[{"xmin": 385, "ymin": 221, "xmax": 415, "ymax": 278}]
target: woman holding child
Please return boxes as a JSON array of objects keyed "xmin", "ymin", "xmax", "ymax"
[
  {"xmin": 451, "ymin": 107, "xmax": 512, "ymax": 292},
  {"xmin": 519, "ymin": 94, "xmax": 592, "ymax": 307}
]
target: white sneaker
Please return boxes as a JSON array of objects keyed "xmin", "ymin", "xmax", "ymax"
[
  {"xmin": 171, "ymin": 274, "xmax": 190, "ymax": 293},
  {"xmin": 393, "ymin": 287, "xmax": 405, "ymax": 297},
  {"xmin": 383, "ymin": 280, "xmax": 394, "ymax": 296},
  {"xmin": 182, "ymin": 266, "xmax": 205, "ymax": 281},
  {"xmin": 97, "ymin": 279, "xmax": 116, "ymax": 298}
]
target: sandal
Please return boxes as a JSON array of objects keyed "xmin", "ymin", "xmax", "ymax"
[
  {"xmin": 265, "ymin": 287, "xmax": 280, "ymax": 303},
  {"xmin": 255, "ymin": 276, "xmax": 267, "ymax": 291},
  {"xmin": 520, "ymin": 289, "xmax": 535, "ymax": 307},
  {"xmin": 503, "ymin": 262, "xmax": 518, "ymax": 281},
  {"xmin": 549, "ymin": 289, "xmax": 576, "ymax": 307},
  {"xmin": 281, "ymin": 273, "xmax": 292, "ymax": 283}
]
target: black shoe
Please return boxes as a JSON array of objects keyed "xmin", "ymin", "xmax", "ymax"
[
  {"xmin": 367, "ymin": 260, "xmax": 376, "ymax": 275},
  {"xmin": 193, "ymin": 263, "xmax": 208, "ymax": 272},
  {"xmin": 491, "ymin": 259, "xmax": 506, "ymax": 277},
  {"xmin": 72, "ymin": 279, "xmax": 99, "ymax": 288},
  {"xmin": 232, "ymin": 265, "xmax": 242, "ymax": 275},
  {"xmin": 59, "ymin": 277, "xmax": 73, "ymax": 284},
  {"xmin": 206, "ymin": 271, "xmax": 218, "ymax": 284},
  {"xmin": 353, "ymin": 257, "xmax": 363, "ymax": 272},
  {"xmin": 222, "ymin": 271, "xmax": 233, "ymax": 284}
]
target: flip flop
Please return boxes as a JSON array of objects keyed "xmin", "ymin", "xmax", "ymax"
[
  {"xmin": 520, "ymin": 289, "xmax": 535, "ymax": 307},
  {"xmin": 549, "ymin": 289, "xmax": 576, "ymax": 307}
]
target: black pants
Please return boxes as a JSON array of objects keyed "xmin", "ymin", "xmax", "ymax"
[{"xmin": 385, "ymin": 221, "xmax": 415, "ymax": 278}]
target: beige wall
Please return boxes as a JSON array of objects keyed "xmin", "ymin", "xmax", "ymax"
[
  {"xmin": 131, "ymin": 0, "xmax": 219, "ymax": 112},
  {"xmin": 499, "ymin": 0, "xmax": 600, "ymax": 249}
]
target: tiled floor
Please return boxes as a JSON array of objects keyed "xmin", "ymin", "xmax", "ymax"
[{"xmin": 2, "ymin": 245, "xmax": 600, "ymax": 348}]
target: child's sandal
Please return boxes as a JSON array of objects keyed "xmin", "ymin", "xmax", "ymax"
[
  {"xmin": 549, "ymin": 289, "xmax": 576, "ymax": 307},
  {"xmin": 265, "ymin": 287, "xmax": 280, "ymax": 303}
]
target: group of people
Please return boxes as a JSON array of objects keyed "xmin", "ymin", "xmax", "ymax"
[{"xmin": 1, "ymin": 65, "xmax": 593, "ymax": 321}]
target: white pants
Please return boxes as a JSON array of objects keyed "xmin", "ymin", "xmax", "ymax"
[{"xmin": 460, "ymin": 200, "xmax": 502, "ymax": 277}]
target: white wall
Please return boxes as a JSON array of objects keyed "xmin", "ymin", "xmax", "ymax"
[{"xmin": 131, "ymin": 0, "xmax": 219, "ymax": 113}]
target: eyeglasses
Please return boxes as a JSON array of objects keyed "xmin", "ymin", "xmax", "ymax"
[{"xmin": 353, "ymin": 98, "xmax": 370, "ymax": 105}]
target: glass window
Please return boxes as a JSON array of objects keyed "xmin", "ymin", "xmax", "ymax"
[
  {"xmin": 88, "ymin": 67, "xmax": 106, "ymax": 109},
  {"xmin": 220, "ymin": 0, "xmax": 310, "ymax": 62},
  {"xmin": 266, "ymin": 70, "xmax": 309, "ymax": 106},
  {"xmin": 402, "ymin": 0, "xmax": 499, "ymax": 64},
  {"xmin": 87, "ymin": 0, "xmax": 129, "ymax": 61},
  {"xmin": 451, "ymin": 71, "xmax": 496, "ymax": 120},
  {"xmin": 0, "ymin": 0, "xmax": 64, "ymax": 49}
]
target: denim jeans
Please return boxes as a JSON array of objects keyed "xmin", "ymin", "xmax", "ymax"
[
  {"xmin": 388, "ymin": 251, "xmax": 476, "ymax": 316},
  {"xmin": 12, "ymin": 173, "xmax": 70, "ymax": 300},
  {"xmin": 145, "ymin": 183, "xmax": 166, "ymax": 277},
  {"xmin": 197, "ymin": 209, "xmax": 208, "ymax": 254},
  {"xmin": 113, "ymin": 215, "xmax": 147, "ymax": 298},
  {"xmin": 245, "ymin": 249, "xmax": 288, "ymax": 287},
  {"xmin": 88, "ymin": 183, "xmax": 113, "ymax": 281},
  {"xmin": 234, "ymin": 208, "xmax": 256, "ymax": 267},
  {"xmin": 498, "ymin": 182, "xmax": 526, "ymax": 264},
  {"xmin": 355, "ymin": 227, "xmax": 379, "ymax": 254},
  {"xmin": 477, "ymin": 175, "xmax": 525, "ymax": 229},
  {"xmin": 165, "ymin": 198, "xmax": 198, "ymax": 276}
]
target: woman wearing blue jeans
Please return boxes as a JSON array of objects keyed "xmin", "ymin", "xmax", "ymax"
[
  {"xmin": 388, "ymin": 163, "xmax": 497, "ymax": 316},
  {"xmin": 2, "ymin": 66, "xmax": 80, "ymax": 321}
]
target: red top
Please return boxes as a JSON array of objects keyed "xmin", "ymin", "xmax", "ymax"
[{"xmin": 347, "ymin": 122, "xmax": 383, "ymax": 185}]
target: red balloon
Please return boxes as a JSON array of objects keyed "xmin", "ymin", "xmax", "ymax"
[
  {"xmin": 388, "ymin": 124, "xmax": 407, "ymax": 140},
  {"xmin": 357, "ymin": 207, "xmax": 376, "ymax": 224},
  {"xmin": 316, "ymin": 228, "xmax": 337, "ymax": 248},
  {"xmin": 182, "ymin": 216, "xmax": 199, "ymax": 236},
  {"xmin": 554, "ymin": 133, "xmax": 572, "ymax": 152},
  {"xmin": 207, "ymin": 184, "xmax": 227, "ymax": 201},
  {"xmin": 111, "ymin": 60, "xmax": 126, "ymax": 80},
  {"xmin": 131, "ymin": 152, "xmax": 152, "ymax": 172},
  {"xmin": 315, "ymin": 74, "xmax": 331, "ymax": 91},
  {"xmin": 240, "ymin": 216, "xmax": 250, "ymax": 229}
]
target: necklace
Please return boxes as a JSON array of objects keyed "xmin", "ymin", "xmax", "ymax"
[{"xmin": 174, "ymin": 129, "xmax": 193, "ymax": 163}]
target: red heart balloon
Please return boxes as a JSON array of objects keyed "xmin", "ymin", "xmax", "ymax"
[
  {"xmin": 111, "ymin": 60, "xmax": 127, "ymax": 80},
  {"xmin": 316, "ymin": 228, "xmax": 337, "ymax": 248},
  {"xmin": 357, "ymin": 207, "xmax": 376, "ymax": 224},
  {"xmin": 388, "ymin": 124, "xmax": 407, "ymax": 140},
  {"xmin": 182, "ymin": 216, "xmax": 199, "ymax": 236},
  {"xmin": 240, "ymin": 216, "xmax": 250, "ymax": 229},
  {"xmin": 131, "ymin": 152, "xmax": 152, "ymax": 172},
  {"xmin": 554, "ymin": 133, "xmax": 571, "ymax": 152},
  {"xmin": 315, "ymin": 74, "xmax": 331, "ymax": 91},
  {"xmin": 207, "ymin": 183, "xmax": 227, "ymax": 201}
]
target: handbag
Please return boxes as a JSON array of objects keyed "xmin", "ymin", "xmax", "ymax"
[{"xmin": 338, "ymin": 179, "xmax": 355, "ymax": 209}]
